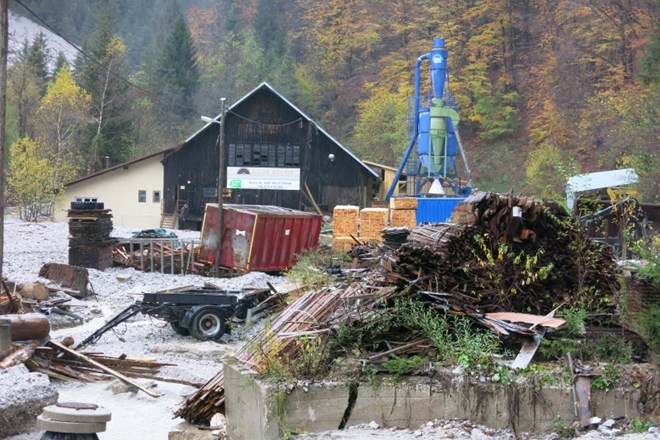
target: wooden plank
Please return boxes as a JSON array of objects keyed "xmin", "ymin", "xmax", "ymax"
[
  {"xmin": 485, "ymin": 312, "xmax": 566, "ymax": 329},
  {"xmin": 48, "ymin": 340, "xmax": 162, "ymax": 398},
  {"xmin": 575, "ymin": 375, "xmax": 592, "ymax": 427}
]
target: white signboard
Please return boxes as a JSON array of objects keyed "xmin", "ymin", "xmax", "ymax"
[{"xmin": 227, "ymin": 167, "xmax": 301, "ymax": 190}]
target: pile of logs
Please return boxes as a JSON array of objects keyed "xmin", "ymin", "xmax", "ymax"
[{"xmin": 385, "ymin": 192, "xmax": 620, "ymax": 314}]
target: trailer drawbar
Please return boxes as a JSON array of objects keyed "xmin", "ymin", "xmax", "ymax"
[{"xmin": 75, "ymin": 286, "xmax": 272, "ymax": 349}]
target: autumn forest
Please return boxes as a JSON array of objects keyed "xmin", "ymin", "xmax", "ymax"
[{"xmin": 7, "ymin": 0, "xmax": 659, "ymax": 209}]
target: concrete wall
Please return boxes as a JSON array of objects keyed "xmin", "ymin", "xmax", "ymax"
[
  {"xmin": 225, "ymin": 363, "xmax": 650, "ymax": 440},
  {"xmin": 54, "ymin": 155, "xmax": 165, "ymax": 229}
]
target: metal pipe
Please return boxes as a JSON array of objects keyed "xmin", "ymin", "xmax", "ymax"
[
  {"xmin": 454, "ymin": 128, "xmax": 472, "ymax": 188},
  {"xmin": 386, "ymin": 53, "xmax": 428, "ymax": 202}
]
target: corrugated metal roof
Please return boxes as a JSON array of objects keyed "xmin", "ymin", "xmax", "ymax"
[{"xmin": 187, "ymin": 82, "xmax": 379, "ymax": 179}]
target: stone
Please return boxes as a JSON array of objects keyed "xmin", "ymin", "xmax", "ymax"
[
  {"xmin": 0, "ymin": 365, "xmax": 58, "ymax": 437},
  {"xmin": 602, "ymin": 419, "xmax": 616, "ymax": 428},
  {"xmin": 210, "ymin": 412, "xmax": 225, "ymax": 429},
  {"xmin": 368, "ymin": 421, "xmax": 380, "ymax": 429},
  {"xmin": 109, "ymin": 379, "xmax": 137, "ymax": 395},
  {"xmin": 471, "ymin": 428, "xmax": 490, "ymax": 440},
  {"xmin": 20, "ymin": 282, "xmax": 49, "ymax": 301}
]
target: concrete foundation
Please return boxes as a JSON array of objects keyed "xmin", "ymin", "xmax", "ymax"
[
  {"xmin": 0, "ymin": 365, "xmax": 59, "ymax": 437},
  {"xmin": 225, "ymin": 363, "xmax": 655, "ymax": 440}
]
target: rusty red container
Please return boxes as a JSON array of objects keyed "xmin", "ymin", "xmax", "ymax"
[{"xmin": 200, "ymin": 204, "xmax": 323, "ymax": 272}]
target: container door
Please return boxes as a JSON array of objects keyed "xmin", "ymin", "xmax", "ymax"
[{"xmin": 231, "ymin": 225, "xmax": 250, "ymax": 269}]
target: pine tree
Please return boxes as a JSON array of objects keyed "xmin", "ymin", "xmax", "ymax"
[
  {"xmin": 154, "ymin": 14, "xmax": 200, "ymax": 120},
  {"xmin": 74, "ymin": 1, "xmax": 136, "ymax": 172}
]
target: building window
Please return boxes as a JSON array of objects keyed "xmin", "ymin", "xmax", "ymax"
[
  {"xmin": 138, "ymin": 190, "xmax": 146, "ymax": 203},
  {"xmin": 152, "ymin": 190, "xmax": 161, "ymax": 203},
  {"xmin": 228, "ymin": 143, "xmax": 300, "ymax": 167}
]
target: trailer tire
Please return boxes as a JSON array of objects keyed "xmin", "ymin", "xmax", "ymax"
[
  {"xmin": 169, "ymin": 321, "xmax": 190, "ymax": 336},
  {"xmin": 189, "ymin": 306, "xmax": 227, "ymax": 341}
]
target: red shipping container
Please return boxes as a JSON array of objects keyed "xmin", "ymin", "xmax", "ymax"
[{"xmin": 200, "ymin": 204, "xmax": 323, "ymax": 272}]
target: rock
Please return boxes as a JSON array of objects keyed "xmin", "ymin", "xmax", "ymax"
[
  {"xmin": 602, "ymin": 419, "xmax": 616, "ymax": 428},
  {"xmin": 20, "ymin": 282, "xmax": 49, "ymax": 301},
  {"xmin": 590, "ymin": 416, "xmax": 602, "ymax": 425},
  {"xmin": 109, "ymin": 379, "xmax": 138, "ymax": 395},
  {"xmin": 0, "ymin": 365, "xmax": 58, "ymax": 437},
  {"xmin": 471, "ymin": 427, "xmax": 490, "ymax": 440},
  {"xmin": 210, "ymin": 412, "xmax": 225, "ymax": 429},
  {"xmin": 368, "ymin": 420, "xmax": 380, "ymax": 429},
  {"xmin": 414, "ymin": 430, "xmax": 423, "ymax": 437}
]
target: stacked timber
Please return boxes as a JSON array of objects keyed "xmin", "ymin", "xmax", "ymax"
[
  {"xmin": 388, "ymin": 192, "xmax": 620, "ymax": 314},
  {"xmin": 389, "ymin": 197, "xmax": 417, "ymax": 230},
  {"xmin": 68, "ymin": 208, "xmax": 117, "ymax": 270},
  {"xmin": 359, "ymin": 208, "xmax": 389, "ymax": 243},
  {"xmin": 332, "ymin": 205, "xmax": 359, "ymax": 252}
]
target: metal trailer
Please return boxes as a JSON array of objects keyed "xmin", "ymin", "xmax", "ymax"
[{"xmin": 75, "ymin": 287, "xmax": 272, "ymax": 349}]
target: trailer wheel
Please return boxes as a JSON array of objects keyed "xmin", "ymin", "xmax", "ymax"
[
  {"xmin": 190, "ymin": 306, "xmax": 227, "ymax": 341},
  {"xmin": 169, "ymin": 321, "xmax": 190, "ymax": 336}
]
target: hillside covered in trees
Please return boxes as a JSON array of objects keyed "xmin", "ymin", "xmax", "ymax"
[{"xmin": 7, "ymin": 0, "xmax": 659, "ymax": 209}]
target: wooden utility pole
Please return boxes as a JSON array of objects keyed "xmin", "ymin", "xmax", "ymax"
[
  {"xmin": 0, "ymin": 0, "xmax": 8, "ymax": 279},
  {"xmin": 213, "ymin": 98, "xmax": 227, "ymax": 277}
]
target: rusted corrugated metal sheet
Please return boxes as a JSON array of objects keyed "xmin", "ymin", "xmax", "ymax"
[{"xmin": 200, "ymin": 203, "xmax": 322, "ymax": 272}]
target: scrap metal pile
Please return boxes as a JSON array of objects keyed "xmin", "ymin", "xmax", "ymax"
[{"xmin": 177, "ymin": 192, "xmax": 626, "ymax": 424}]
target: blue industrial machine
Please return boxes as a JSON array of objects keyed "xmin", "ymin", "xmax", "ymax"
[{"xmin": 385, "ymin": 38, "xmax": 472, "ymax": 212}]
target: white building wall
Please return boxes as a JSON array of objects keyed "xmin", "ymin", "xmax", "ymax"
[{"xmin": 54, "ymin": 155, "xmax": 165, "ymax": 229}]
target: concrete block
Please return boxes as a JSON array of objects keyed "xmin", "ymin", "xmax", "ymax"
[
  {"xmin": 36, "ymin": 415, "xmax": 106, "ymax": 433},
  {"xmin": 0, "ymin": 365, "xmax": 58, "ymax": 437},
  {"xmin": 224, "ymin": 363, "xmax": 652, "ymax": 440}
]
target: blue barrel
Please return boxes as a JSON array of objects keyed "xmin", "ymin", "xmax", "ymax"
[{"xmin": 416, "ymin": 197, "xmax": 465, "ymax": 224}]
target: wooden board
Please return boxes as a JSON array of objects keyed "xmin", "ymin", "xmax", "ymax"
[
  {"xmin": 486, "ymin": 312, "xmax": 566, "ymax": 330},
  {"xmin": 575, "ymin": 376, "xmax": 592, "ymax": 427}
]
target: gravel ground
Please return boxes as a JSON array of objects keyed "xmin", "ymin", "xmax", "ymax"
[{"xmin": 2, "ymin": 214, "xmax": 658, "ymax": 440}]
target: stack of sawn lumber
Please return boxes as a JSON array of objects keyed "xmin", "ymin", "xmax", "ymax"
[{"xmin": 68, "ymin": 209, "xmax": 116, "ymax": 270}]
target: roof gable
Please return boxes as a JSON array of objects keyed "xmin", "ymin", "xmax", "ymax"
[{"xmin": 187, "ymin": 82, "xmax": 378, "ymax": 178}]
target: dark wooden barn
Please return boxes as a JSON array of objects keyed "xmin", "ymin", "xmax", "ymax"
[{"xmin": 162, "ymin": 82, "xmax": 379, "ymax": 230}]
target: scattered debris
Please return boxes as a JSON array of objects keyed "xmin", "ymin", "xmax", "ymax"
[
  {"xmin": 38, "ymin": 263, "xmax": 90, "ymax": 298},
  {"xmin": 176, "ymin": 192, "xmax": 641, "ymax": 425},
  {"xmin": 113, "ymin": 238, "xmax": 200, "ymax": 274}
]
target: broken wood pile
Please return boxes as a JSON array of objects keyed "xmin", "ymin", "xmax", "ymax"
[
  {"xmin": 383, "ymin": 192, "xmax": 620, "ymax": 314},
  {"xmin": 1, "ymin": 336, "xmax": 177, "ymax": 397},
  {"xmin": 0, "ymin": 280, "xmax": 24, "ymax": 315},
  {"xmin": 113, "ymin": 240, "xmax": 202, "ymax": 274},
  {"xmin": 176, "ymin": 282, "xmax": 399, "ymax": 424},
  {"xmin": 38, "ymin": 263, "xmax": 90, "ymax": 298},
  {"xmin": 174, "ymin": 192, "xmax": 626, "ymax": 425},
  {"xmin": 68, "ymin": 208, "xmax": 116, "ymax": 270}
]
